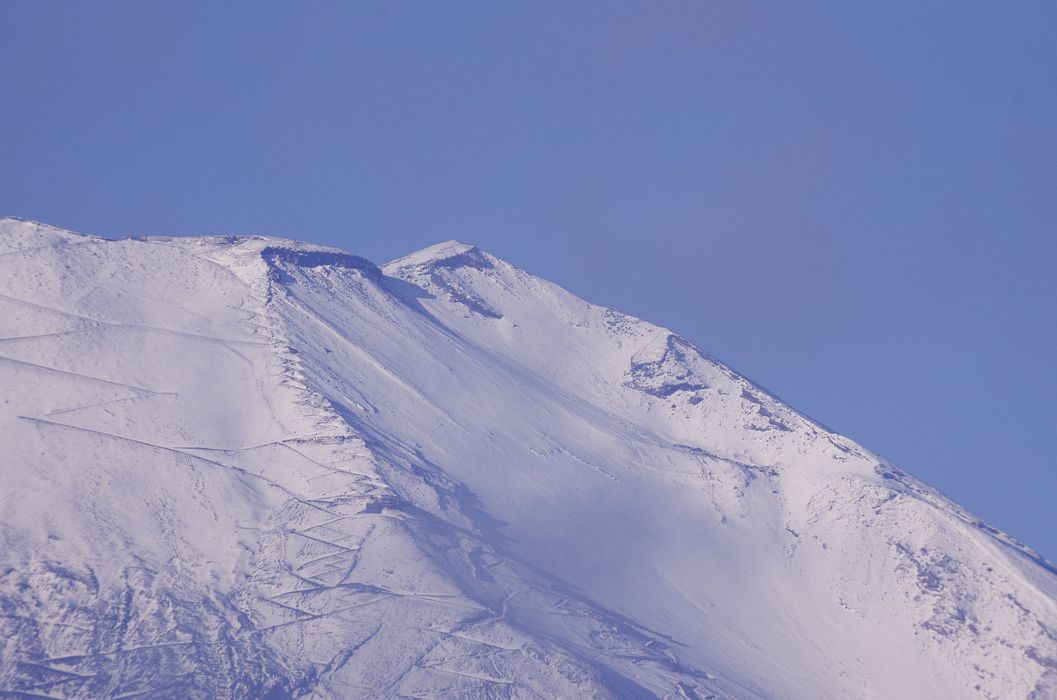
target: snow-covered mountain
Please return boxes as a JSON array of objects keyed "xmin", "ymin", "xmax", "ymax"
[{"xmin": 0, "ymin": 217, "xmax": 1054, "ymax": 700}]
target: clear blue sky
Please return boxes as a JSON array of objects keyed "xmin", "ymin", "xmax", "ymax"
[{"xmin": 2, "ymin": 3, "xmax": 1055, "ymax": 559}]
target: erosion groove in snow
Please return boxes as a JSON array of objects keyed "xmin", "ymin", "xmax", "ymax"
[{"xmin": 0, "ymin": 218, "xmax": 1055, "ymax": 699}]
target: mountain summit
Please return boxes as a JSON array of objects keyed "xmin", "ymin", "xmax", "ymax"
[{"xmin": 1, "ymin": 218, "xmax": 1054, "ymax": 699}]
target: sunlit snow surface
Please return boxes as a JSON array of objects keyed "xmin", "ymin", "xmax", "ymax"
[{"xmin": 1, "ymin": 218, "xmax": 1055, "ymax": 699}]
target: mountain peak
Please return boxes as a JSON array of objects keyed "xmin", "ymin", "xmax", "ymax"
[
  {"xmin": 2, "ymin": 221, "xmax": 1056, "ymax": 699},
  {"xmin": 384, "ymin": 239, "xmax": 491, "ymax": 271}
]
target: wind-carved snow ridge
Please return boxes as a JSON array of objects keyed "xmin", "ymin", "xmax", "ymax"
[
  {"xmin": 261, "ymin": 246, "xmax": 382, "ymax": 278},
  {"xmin": 1, "ymin": 217, "xmax": 1056, "ymax": 699}
]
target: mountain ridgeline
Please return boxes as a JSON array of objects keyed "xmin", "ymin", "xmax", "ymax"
[{"xmin": 1, "ymin": 218, "xmax": 1055, "ymax": 699}]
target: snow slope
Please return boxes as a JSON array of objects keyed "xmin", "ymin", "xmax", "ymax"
[{"xmin": 1, "ymin": 217, "xmax": 1055, "ymax": 699}]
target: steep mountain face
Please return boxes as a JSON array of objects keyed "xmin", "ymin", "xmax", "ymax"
[{"xmin": 0, "ymin": 217, "xmax": 1055, "ymax": 700}]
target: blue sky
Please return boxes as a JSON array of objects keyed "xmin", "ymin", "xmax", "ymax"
[{"xmin": 2, "ymin": 2, "xmax": 1055, "ymax": 559}]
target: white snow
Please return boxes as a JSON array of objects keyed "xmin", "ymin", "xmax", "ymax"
[
  {"xmin": 385, "ymin": 239, "xmax": 479, "ymax": 268},
  {"xmin": 1, "ymin": 216, "xmax": 1055, "ymax": 699}
]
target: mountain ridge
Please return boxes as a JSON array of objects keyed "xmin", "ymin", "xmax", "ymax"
[{"xmin": 1, "ymin": 217, "xmax": 1055, "ymax": 699}]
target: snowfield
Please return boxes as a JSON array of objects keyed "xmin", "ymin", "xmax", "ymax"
[{"xmin": 1, "ymin": 217, "xmax": 1055, "ymax": 699}]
